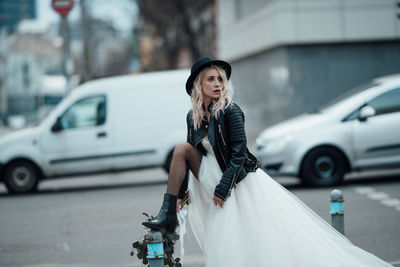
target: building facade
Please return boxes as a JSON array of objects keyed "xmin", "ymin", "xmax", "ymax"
[
  {"xmin": 0, "ymin": 21, "xmax": 62, "ymax": 123},
  {"xmin": 217, "ymin": 0, "xmax": 400, "ymax": 142},
  {"xmin": 0, "ymin": 0, "xmax": 36, "ymax": 34}
]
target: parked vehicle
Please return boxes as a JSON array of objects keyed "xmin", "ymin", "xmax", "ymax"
[
  {"xmin": 0, "ymin": 69, "xmax": 191, "ymax": 194},
  {"xmin": 255, "ymin": 74, "xmax": 400, "ymax": 186}
]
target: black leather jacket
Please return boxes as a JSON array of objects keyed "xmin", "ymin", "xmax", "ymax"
[{"xmin": 179, "ymin": 102, "xmax": 259, "ymax": 201}]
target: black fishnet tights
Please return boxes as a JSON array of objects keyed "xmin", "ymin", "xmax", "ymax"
[{"xmin": 167, "ymin": 142, "xmax": 202, "ymax": 196}]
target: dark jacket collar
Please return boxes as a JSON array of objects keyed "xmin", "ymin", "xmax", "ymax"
[
  {"xmin": 201, "ymin": 101, "xmax": 214, "ymax": 122},
  {"xmin": 206, "ymin": 101, "xmax": 214, "ymax": 113}
]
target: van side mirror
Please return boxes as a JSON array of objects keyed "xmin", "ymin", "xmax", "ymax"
[
  {"xmin": 51, "ymin": 117, "xmax": 63, "ymax": 132},
  {"xmin": 358, "ymin": 106, "xmax": 376, "ymax": 121}
]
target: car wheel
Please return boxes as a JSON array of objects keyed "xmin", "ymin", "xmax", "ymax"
[
  {"xmin": 300, "ymin": 147, "xmax": 346, "ymax": 186},
  {"xmin": 3, "ymin": 160, "xmax": 40, "ymax": 194}
]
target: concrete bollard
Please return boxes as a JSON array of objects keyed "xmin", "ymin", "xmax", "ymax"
[
  {"xmin": 145, "ymin": 230, "xmax": 164, "ymax": 267},
  {"xmin": 330, "ymin": 189, "xmax": 345, "ymax": 235}
]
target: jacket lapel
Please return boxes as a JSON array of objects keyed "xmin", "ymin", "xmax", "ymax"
[{"xmin": 208, "ymin": 115, "xmax": 216, "ymax": 148}]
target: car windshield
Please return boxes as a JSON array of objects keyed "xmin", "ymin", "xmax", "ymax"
[{"xmin": 316, "ymin": 81, "xmax": 380, "ymax": 114}]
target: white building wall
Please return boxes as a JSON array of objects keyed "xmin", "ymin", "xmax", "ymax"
[
  {"xmin": 218, "ymin": 0, "xmax": 400, "ymax": 60},
  {"xmin": 5, "ymin": 54, "xmax": 41, "ymax": 97}
]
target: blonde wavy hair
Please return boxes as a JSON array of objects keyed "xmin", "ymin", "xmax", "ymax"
[{"xmin": 190, "ymin": 66, "xmax": 233, "ymax": 130}]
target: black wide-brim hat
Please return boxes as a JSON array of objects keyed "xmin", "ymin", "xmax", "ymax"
[{"xmin": 185, "ymin": 56, "xmax": 232, "ymax": 95}]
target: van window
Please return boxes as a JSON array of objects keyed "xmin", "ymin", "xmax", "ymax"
[
  {"xmin": 60, "ymin": 95, "xmax": 106, "ymax": 129},
  {"xmin": 367, "ymin": 88, "xmax": 400, "ymax": 116}
]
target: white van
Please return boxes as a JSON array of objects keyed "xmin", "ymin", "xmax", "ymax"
[{"xmin": 0, "ymin": 69, "xmax": 191, "ymax": 194}]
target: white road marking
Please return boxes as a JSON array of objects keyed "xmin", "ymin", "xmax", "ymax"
[
  {"xmin": 354, "ymin": 186, "xmax": 375, "ymax": 194},
  {"xmin": 355, "ymin": 186, "xmax": 400, "ymax": 213},
  {"xmin": 367, "ymin": 192, "xmax": 390, "ymax": 200},
  {"xmin": 381, "ymin": 198, "xmax": 400, "ymax": 207}
]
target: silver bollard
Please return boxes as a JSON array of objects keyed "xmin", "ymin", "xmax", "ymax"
[
  {"xmin": 145, "ymin": 230, "xmax": 164, "ymax": 267},
  {"xmin": 330, "ymin": 189, "xmax": 345, "ymax": 235}
]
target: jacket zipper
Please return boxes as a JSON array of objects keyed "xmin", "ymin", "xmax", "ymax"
[
  {"xmin": 216, "ymin": 133, "xmax": 227, "ymax": 169},
  {"xmin": 218, "ymin": 124, "xmax": 227, "ymax": 146},
  {"xmin": 217, "ymin": 123, "xmax": 232, "ymax": 197},
  {"xmin": 227, "ymin": 160, "xmax": 245, "ymax": 197},
  {"xmin": 216, "ymin": 122, "xmax": 244, "ymax": 199}
]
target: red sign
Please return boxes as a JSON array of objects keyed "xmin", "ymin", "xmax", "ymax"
[{"xmin": 52, "ymin": 0, "xmax": 74, "ymax": 17}]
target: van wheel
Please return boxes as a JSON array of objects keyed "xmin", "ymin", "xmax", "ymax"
[
  {"xmin": 300, "ymin": 147, "xmax": 346, "ymax": 187},
  {"xmin": 163, "ymin": 151, "xmax": 173, "ymax": 173},
  {"xmin": 3, "ymin": 160, "xmax": 40, "ymax": 194}
]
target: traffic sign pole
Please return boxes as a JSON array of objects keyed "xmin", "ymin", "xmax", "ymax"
[{"xmin": 52, "ymin": 0, "xmax": 74, "ymax": 95}]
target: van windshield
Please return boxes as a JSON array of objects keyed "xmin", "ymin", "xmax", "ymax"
[{"xmin": 315, "ymin": 81, "xmax": 380, "ymax": 114}]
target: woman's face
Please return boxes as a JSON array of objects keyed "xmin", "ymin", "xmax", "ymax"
[{"xmin": 201, "ymin": 67, "xmax": 223, "ymax": 100}]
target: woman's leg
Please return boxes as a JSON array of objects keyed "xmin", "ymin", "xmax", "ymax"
[
  {"xmin": 167, "ymin": 142, "xmax": 202, "ymax": 196},
  {"xmin": 142, "ymin": 142, "xmax": 201, "ymax": 232}
]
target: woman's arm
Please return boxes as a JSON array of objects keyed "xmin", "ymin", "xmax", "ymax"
[{"xmin": 214, "ymin": 103, "xmax": 247, "ymax": 201}]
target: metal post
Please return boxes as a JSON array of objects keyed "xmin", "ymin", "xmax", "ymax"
[
  {"xmin": 61, "ymin": 15, "xmax": 73, "ymax": 95},
  {"xmin": 80, "ymin": 0, "xmax": 92, "ymax": 82},
  {"xmin": 145, "ymin": 230, "xmax": 164, "ymax": 267},
  {"xmin": 330, "ymin": 189, "xmax": 345, "ymax": 235}
]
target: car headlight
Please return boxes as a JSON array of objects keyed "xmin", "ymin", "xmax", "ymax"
[{"xmin": 256, "ymin": 134, "xmax": 294, "ymax": 153}]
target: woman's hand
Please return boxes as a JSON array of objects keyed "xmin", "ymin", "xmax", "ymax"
[{"xmin": 213, "ymin": 195, "xmax": 225, "ymax": 208}]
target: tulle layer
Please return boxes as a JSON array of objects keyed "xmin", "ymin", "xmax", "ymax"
[{"xmin": 187, "ymin": 141, "xmax": 392, "ymax": 267}]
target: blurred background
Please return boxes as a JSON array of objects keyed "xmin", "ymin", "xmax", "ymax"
[
  {"xmin": 0, "ymin": 0, "xmax": 399, "ymax": 140},
  {"xmin": 0, "ymin": 0, "xmax": 217, "ymax": 131}
]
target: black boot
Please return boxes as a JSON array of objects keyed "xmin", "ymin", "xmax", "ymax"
[{"xmin": 142, "ymin": 193, "xmax": 178, "ymax": 233}]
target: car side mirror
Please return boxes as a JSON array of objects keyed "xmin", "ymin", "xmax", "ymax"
[
  {"xmin": 51, "ymin": 117, "xmax": 63, "ymax": 132},
  {"xmin": 358, "ymin": 106, "xmax": 376, "ymax": 121}
]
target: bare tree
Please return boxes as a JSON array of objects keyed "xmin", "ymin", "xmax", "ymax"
[{"xmin": 134, "ymin": 0, "xmax": 215, "ymax": 71}]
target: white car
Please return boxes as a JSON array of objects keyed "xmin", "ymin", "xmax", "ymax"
[
  {"xmin": 0, "ymin": 69, "xmax": 191, "ymax": 194},
  {"xmin": 255, "ymin": 74, "xmax": 400, "ymax": 186}
]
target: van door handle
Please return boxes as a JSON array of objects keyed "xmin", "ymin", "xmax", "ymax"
[{"xmin": 97, "ymin": 132, "xmax": 107, "ymax": 138}]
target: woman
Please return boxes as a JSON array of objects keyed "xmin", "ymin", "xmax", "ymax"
[{"xmin": 143, "ymin": 57, "xmax": 393, "ymax": 266}]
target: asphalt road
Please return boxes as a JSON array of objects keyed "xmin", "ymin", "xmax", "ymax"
[{"xmin": 0, "ymin": 168, "xmax": 399, "ymax": 267}]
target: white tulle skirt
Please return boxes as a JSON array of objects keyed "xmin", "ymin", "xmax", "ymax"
[{"xmin": 187, "ymin": 139, "xmax": 392, "ymax": 267}]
